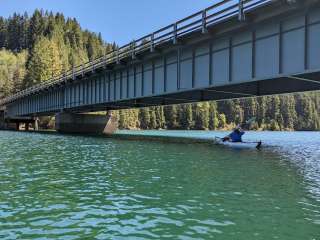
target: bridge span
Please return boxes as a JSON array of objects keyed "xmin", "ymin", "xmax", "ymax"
[{"xmin": 1, "ymin": 0, "xmax": 320, "ymax": 133}]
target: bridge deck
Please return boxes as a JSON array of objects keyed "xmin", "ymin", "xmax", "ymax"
[{"xmin": 1, "ymin": 0, "xmax": 320, "ymax": 117}]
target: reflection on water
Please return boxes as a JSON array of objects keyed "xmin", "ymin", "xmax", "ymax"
[{"xmin": 0, "ymin": 130, "xmax": 319, "ymax": 239}]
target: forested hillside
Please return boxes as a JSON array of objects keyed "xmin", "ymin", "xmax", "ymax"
[
  {"xmin": 115, "ymin": 92, "xmax": 320, "ymax": 131},
  {"xmin": 0, "ymin": 10, "xmax": 319, "ymax": 131},
  {"xmin": 0, "ymin": 10, "xmax": 113, "ymax": 97}
]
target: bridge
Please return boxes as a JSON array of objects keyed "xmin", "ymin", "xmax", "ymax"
[{"xmin": 1, "ymin": 0, "xmax": 320, "ymax": 133}]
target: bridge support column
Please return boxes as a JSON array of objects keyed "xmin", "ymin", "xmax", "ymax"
[
  {"xmin": 33, "ymin": 117, "xmax": 39, "ymax": 131},
  {"xmin": 0, "ymin": 110, "xmax": 5, "ymax": 130},
  {"xmin": 104, "ymin": 111, "xmax": 118, "ymax": 135},
  {"xmin": 55, "ymin": 112, "xmax": 118, "ymax": 135}
]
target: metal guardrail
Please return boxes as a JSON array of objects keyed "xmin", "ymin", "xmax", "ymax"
[{"xmin": 0, "ymin": 0, "xmax": 272, "ymax": 106}]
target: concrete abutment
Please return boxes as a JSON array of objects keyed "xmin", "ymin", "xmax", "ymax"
[
  {"xmin": 55, "ymin": 112, "xmax": 118, "ymax": 135},
  {"xmin": 0, "ymin": 110, "xmax": 37, "ymax": 131}
]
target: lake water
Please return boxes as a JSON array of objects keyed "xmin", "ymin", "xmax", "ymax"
[{"xmin": 0, "ymin": 130, "xmax": 319, "ymax": 239}]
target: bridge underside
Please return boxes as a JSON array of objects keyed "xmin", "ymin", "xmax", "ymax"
[
  {"xmin": 69, "ymin": 73, "xmax": 320, "ymax": 113},
  {"xmin": 7, "ymin": 72, "xmax": 320, "ymax": 117},
  {"xmin": 2, "ymin": 0, "xmax": 320, "ymax": 119}
]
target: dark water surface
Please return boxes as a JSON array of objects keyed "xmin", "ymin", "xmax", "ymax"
[{"xmin": 0, "ymin": 130, "xmax": 319, "ymax": 239}]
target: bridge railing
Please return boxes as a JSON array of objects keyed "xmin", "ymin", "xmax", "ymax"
[{"xmin": 0, "ymin": 0, "xmax": 272, "ymax": 106}]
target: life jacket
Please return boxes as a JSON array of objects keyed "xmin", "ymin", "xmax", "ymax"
[{"xmin": 229, "ymin": 130, "xmax": 245, "ymax": 142}]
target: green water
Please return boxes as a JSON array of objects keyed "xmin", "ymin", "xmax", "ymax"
[{"xmin": 0, "ymin": 131, "xmax": 319, "ymax": 239}]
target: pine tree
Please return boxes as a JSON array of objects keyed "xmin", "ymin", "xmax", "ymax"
[
  {"xmin": 7, "ymin": 13, "xmax": 24, "ymax": 51},
  {"xmin": 155, "ymin": 106, "xmax": 166, "ymax": 129},
  {"xmin": 218, "ymin": 100, "xmax": 243, "ymax": 125},
  {"xmin": 177, "ymin": 105, "xmax": 187, "ymax": 129},
  {"xmin": 139, "ymin": 108, "xmax": 150, "ymax": 129},
  {"xmin": 21, "ymin": 12, "xmax": 30, "ymax": 50},
  {"xmin": 295, "ymin": 93, "xmax": 318, "ymax": 130},
  {"xmin": 164, "ymin": 105, "xmax": 179, "ymax": 129},
  {"xmin": 218, "ymin": 113, "xmax": 227, "ymax": 129},
  {"xmin": 233, "ymin": 99, "xmax": 244, "ymax": 125},
  {"xmin": 242, "ymin": 97, "xmax": 257, "ymax": 121},
  {"xmin": 280, "ymin": 95, "xmax": 297, "ymax": 130},
  {"xmin": 51, "ymin": 30, "xmax": 70, "ymax": 72},
  {"xmin": 270, "ymin": 119, "xmax": 280, "ymax": 131},
  {"xmin": 0, "ymin": 17, "xmax": 7, "ymax": 48},
  {"xmin": 0, "ymin": 49, "xmax": 27, "ymax": 97},
  {"xmin": 257, "ymin": 96, "xmax": 267, "ymax": 128},
  {"xmin": 209, "ymin": 102, "xmax": 219, "ymax": 130},
  {"xmin": 86, "ymin": 31, "xmax": 105, "ymax": 61},
  {"xmin": 45, "ymin": 11, "xmax": 55, "ymax": 38},
  {"xmin": 29, "ymin": 9, "xmax": 45, "ymax": 48},
  {"xmin": 185, "ymin": 104, "xmax": 194, "ymax": 129},
  {"xmin": 194, "ymin": 102, "xmax": 210, "ymax": 130},
  {"xmin": 149, "ymin": 107, "xmax": 157, "ymax": 129},
  {"xmin": 26, "ymin": 36, "xmax": 62, "ymax": 86}
]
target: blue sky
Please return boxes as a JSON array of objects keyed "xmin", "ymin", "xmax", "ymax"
[{"xmin": 0, "ymin": 0, "xmax": 216, "ymax": 45}]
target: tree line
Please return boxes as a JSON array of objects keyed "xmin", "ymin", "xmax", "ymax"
[
  {"xmin": 115, "ymin": 92, "xmax": 320, "ymax": 131},
  {"xmin": 0, "ymin": 10, "xmax": 319, "ymax": 131}
]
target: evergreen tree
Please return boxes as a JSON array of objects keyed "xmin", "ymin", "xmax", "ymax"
[
  {"xmin": 218, "ymin": 113, "xmax": 227, "ymax": 129},
  {"xmin": 20, "ymin": 12, "xmax": 30, "ymax": 50},
  {"xmin": 139, "ymin": 108, "xmax": 150, "ymax": 129},
  {"xmin": 164, "ymin": 105, "xmax": 179, "ymax": 129},
  {"xmin": 185, "ymin": 104, "xmax": 194, "ymax": 130},
  {"xmin": 177, "ymin": 104, "xmax": 194, "ymax": 130},
  {"xmin": 270, "ymin": 119, "xmax": 280, "ymax": 131},
  {"xmin": 7, "ymin": 13, "xmax": 20, "ymax": 51},
  {"xmin": 178, "ymin": 105, "xmax": 188, "ymax": 129},
  {"xmin": 218, "ymin": 100, "xmax": 243, "ymax": 125},
  {"xmin": 86, "ymin": 32, "xmax": 105, "ymax": 60},
  {"xmin": 0, "ymin": 49, "xmax": 27, "ymax": 97},
  {"xmin": 242, "ymin": 97, "xmax": 257, "ymax": 121},
  {"xmin": 233, "ymin": 99, "xmax": 244, "ymax": 125},
  {"xmin": 295, "ymin": 94, "xmax": 318, "ymax": 130},
  {"xmin": 257, "ymin": 96, "xmax": 267, "ymax": 128},
  {"xmin": 0, "ymin": 17, "xmax": 7, "ymax": 48},
  {"xmin": 26, "ymin": 36, "xmax": 62, "ymax": 86},
  {"xmin": 273, "ymin": 96, "xmax": 283, "ymax": 129},
  {"xmin": 194, "ymin": 103, "xmax": 210, "ymax": 130},
  {"xmin": 51, "ymin": 29, "xmax": 70, "ymax": 72},
  {"xmin": 29, "ymin": 9, "xmax": 45, "ymax": 48},
  {"xmin": 149, "ymin": 107, "xmax": 157, "ymax": 129},
  {"xmin": 155, "ymin": 106, "xmax": 166, "ymax": 129},
  {"xmin": 209, "ymin": 102, "xmax": 219, "ymax": 130},
  {"xmin": 280, "ymin": 95, "xmax": 297, "ymax": 130},
  {"xmin": 44, "ymin": 11, "xmax": 55, "ymax": 38}
]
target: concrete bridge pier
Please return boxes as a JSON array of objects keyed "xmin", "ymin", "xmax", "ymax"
[
  {"xmin": 55, "ymin": 112, "xmax": 118, "ymax": 135},
  {"xmin": 13, "ymin": 120, "xmax": 35, "ymax": 131},
  {"xmin": 0, "ymin": 113, "xmax": 36, "ymax": 131},
  {"xmin": 33, "ymin": 118, "xmax": 39, "ymax": 131},
  {"xmin": 0, "ymin": 110, "xmax": 5, "ymax": 129}
]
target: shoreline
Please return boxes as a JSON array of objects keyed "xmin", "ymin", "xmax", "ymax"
[
  {"xmin": 1, "ymin": 129, "xmax": 319, "ymax": 147},
  {"xmin": 0, "ymin": 129, "xmax": 215, "ymax": 144}
]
